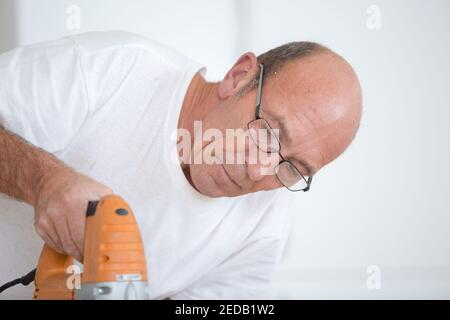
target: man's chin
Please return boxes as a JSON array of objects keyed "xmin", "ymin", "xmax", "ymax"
[{"xmin": 199, "ymin": 189, "xmax": 245, "ymax": 198}]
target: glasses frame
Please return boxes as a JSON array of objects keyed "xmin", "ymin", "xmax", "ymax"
[{"xmin": 247, "ymin": 63, "xmax": 313, "ymax": 192}]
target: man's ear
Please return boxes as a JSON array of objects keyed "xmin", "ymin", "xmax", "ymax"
[{"xmin": 218, "ymin": 52, "xmax": 258, "ymax": 100}]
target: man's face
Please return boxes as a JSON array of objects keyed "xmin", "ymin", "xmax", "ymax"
[{"xmin": 187, "ymin": 54, "xmax": 362, "ymax": 197}]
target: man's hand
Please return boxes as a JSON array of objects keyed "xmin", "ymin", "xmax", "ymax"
[
  {"xmin": 34, "ymin": 167, "xmax": 113, "ymax": 262},
  {"xmin": 0, "ymin": 125, "xmax": 113, "ymax": 261}
]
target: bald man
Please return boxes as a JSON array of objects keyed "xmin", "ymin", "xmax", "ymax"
[{"xmin": 0, "ymin": 31, "xmax": 362, "ymax": 299}]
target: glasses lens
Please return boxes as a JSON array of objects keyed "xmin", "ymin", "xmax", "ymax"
[
  {"xmin": 248, "ymin": 119, "xmax": 280, "ymax": 153},
  {"xmin": 276, "ymin": 161, "xmax": 308, "ymax": 191}
]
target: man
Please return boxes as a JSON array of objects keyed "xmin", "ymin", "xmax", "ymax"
[{"xmin": 0, "ymin": 31, "xmax": 362, "ymax": 299}]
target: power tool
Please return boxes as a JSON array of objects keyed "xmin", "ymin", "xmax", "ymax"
[{"xmin": 0, "ymin": 195, "xmax": 149, "ymax": 300}]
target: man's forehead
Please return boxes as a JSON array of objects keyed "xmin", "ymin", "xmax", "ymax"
[
  {"xmin": 262, "ymin": 52, "xmax": 360, "ymax": 126},
  {"xmin": 257, "ymin": 54, "xmax": 362, "ymax": 175}
]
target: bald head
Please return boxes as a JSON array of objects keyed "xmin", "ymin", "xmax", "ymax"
[{"xmin": 260, "ymin": 48, "xmax": 362, "ymax": 174}]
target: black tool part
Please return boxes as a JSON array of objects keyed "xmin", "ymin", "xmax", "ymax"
[
  {"xmin": 86, "ymin": 200, "xmax": 99, "ymax": 217},
  {"xmin": 0, "ymin": 268, "xmax": 36, "ymax": 293}
]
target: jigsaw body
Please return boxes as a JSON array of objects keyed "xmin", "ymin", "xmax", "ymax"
[{"xmin": 33, "ymin": 195, "xmax": 148, "ymax": 300}]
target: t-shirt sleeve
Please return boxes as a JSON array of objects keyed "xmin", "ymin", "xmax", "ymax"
[
  {"xmin": 0, "ymin": 37, "xmax": 89, "ymax": 153},
  {"xmin": 169, "ymin": 236, "xmax": 287, "ymax": 300}
]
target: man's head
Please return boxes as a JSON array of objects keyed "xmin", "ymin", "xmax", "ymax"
[{"xmin": 179, "ymin": 42, "xmax": 362, "ymax": 197}]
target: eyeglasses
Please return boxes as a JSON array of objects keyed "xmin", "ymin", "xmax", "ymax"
[{"xmin": 247, "ymin": 63, "xmax": 313, "ymax": 192}]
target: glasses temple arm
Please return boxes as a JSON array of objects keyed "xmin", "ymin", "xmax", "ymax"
[{"xmin": 255, "ymin": 64, "xmax": 264, "ymax": 118}]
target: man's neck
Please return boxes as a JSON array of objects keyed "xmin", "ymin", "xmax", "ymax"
[
  {"xmin": 177, "ymin": 73, "xmax": 218, "ymax": 186},
  {"xmin": 178, "ymin": 73, "xmax": 218, "ymax": 134}
]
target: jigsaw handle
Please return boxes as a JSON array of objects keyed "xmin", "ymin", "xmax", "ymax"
[
  {"xmin": 33, "ymin": 195, "xmax": 148, "ymax": 300},
  {"xmin": 33, "ymin": 244, "xmax": 75, "ymax": 299}
]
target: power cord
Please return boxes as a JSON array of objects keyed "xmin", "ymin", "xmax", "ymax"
[{"xmin": 0, "ymin": 268, "xmax": 36, "ymax": 293}]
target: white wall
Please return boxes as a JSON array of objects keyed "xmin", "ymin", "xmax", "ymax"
[
  {"xmin": 0, "ymin": 0, "xmax": 449, "ymax": 299},
  {"xmin": 0, "ymin": 0, "xmax": 17, "ymax": 53},
  {"xmin": 0, "ymin": 0, "xmax": 240, "ymax": 80}
]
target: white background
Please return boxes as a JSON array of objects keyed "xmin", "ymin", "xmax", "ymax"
[{"xmin": 0, "ymin": 0, "xmax": 449, "ymax": 299}]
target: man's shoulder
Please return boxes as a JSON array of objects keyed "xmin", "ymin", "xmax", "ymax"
[
  {"xmin": 67, "ymin": 31, "xmax": 197, "ymax": 77},
  {"xmin": 67, "ymin": 31, "xmax": 185, "ymax": 61},
  {"xmin": 68, "ymin": 31, "xmax": 148, "ymax": 51}
]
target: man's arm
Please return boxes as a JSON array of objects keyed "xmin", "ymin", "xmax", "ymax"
[
  {"xmin": 0, "ymin": 35, "xmax": 117, "ymax": 262},
  {"xmin": 0, "ymin": 125, "xmax": 112, "ymax": 261},
  {"xmin": 0, "ymin": 124, "xmax": 62, "ymax": 205}
]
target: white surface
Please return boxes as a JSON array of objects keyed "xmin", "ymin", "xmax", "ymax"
[{"xmin": 0, "ymin": 0, "xmax": 449, "ymax": 299}]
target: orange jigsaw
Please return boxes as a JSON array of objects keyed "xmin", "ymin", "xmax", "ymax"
[{"xmin": 33, "ymin": 195, "xmax": 148, "ymax": 300}]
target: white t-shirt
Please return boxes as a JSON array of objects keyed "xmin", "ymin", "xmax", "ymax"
[{"xmin": 0, "ymin": 31, "xmax": 292, "ymax": 299}]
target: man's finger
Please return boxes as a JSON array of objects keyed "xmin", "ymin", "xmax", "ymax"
[
  {"xmin": 55, "ymin": 215, "xmax": 82, "ymax": 262},
  {"xmin": 65, "ymin": 211, "xmax": 84, "ymax": 261},
  {"xmin": 35, "ymin": 218, "xmax": 63, "ymax": 253}
]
